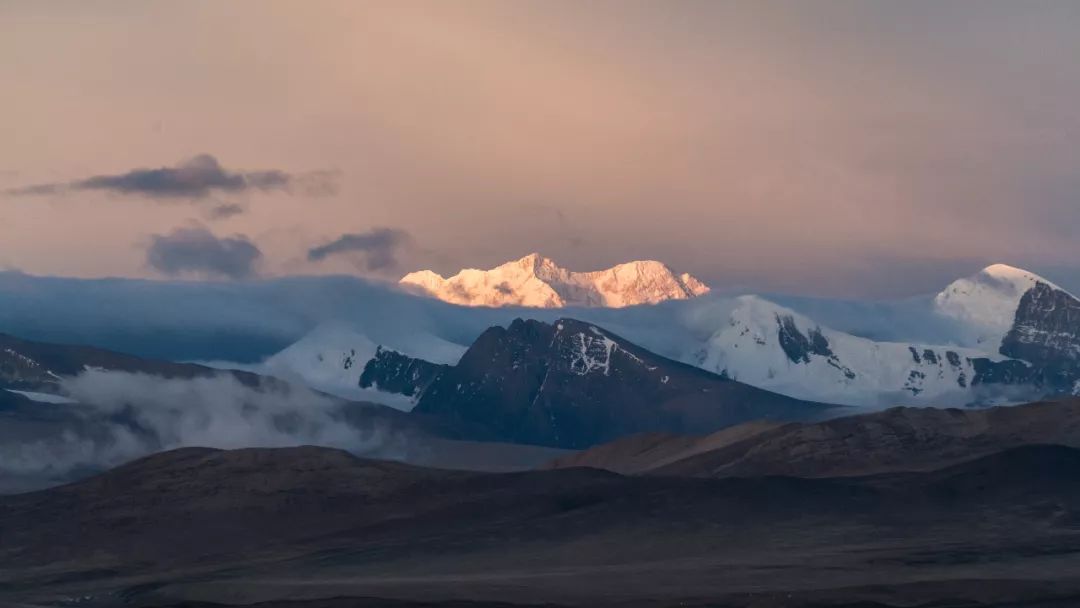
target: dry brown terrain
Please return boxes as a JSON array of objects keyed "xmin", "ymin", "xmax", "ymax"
[
  {"xmin": 549, "ymin": 398, "xmax": 1080, "ymax": 479},
  {"xmin": 3, "ymin": 440, "xmax": 1080, "ymax": 608}
]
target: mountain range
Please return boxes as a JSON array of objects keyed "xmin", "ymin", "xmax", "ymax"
[
  {"xmin": 399, "ymin": 253, "xmax": 710, "ymax": 307},
  {"xmin": 259, "ymin": 259, "xmax": 1080, "ymax": 410},
  {"xmin": 4, "ymin": 257, "xmax": 1080, "ymax": 454},
  {"xmin": 0, "ymin": 322, "xmax": 833, "ymax": 473}
]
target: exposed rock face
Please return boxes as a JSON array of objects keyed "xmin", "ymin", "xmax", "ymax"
[
  {"xmin": 968, "ymin": 357, "xmax": 1040, "ymax": 388},
  {"xmin": 1001, "ymin": 282, "xmax": 1080, "ymax": 384},
  {"xmin": 411, "ymin": 318, "xmax": 833, "ymax": 449},
  {"xmin": 939, "ymin": 280, "xmax": 1080, "ymax": 397},
  {"xmin": 400, "ymin": 253, "xmax": 710, "ymax": 308},
  {"xmin": 776, "ymin": 314, "xmax": 833, "ymax": 364},
  {"xmin": 928, "ymin": 266, "xmax": 1080, "ymax": 395},
  {"xmin": 358, "ymin": 346, "xmax": 449, "ymax": 398}
]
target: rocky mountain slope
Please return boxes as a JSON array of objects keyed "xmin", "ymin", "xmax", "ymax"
[
  {"xmin": 372, "ymin": 318, "xmax": 837, "ymax": 448},
  {"xmin": 1001, "ymin": 281, "xmax": 1080, "ymax": 385},
  {"xmin": 400, "ymin": 253, "xmax": 709, "ymax": 308}
]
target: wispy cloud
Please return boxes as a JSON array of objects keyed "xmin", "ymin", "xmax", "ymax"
[
  {"xmin": 4, "ymin": 155, "xmax": 337, "ymax": 200},
  {"xmin": 146, "ymin": 225, "xmax": 262, "ymax": 279},
  {"xmin": 206, "ymin": 202, "xmax": 246, "ymax": 220},
  {"xmin": 307, "ymin": 228, "xmax": 412, "ymax": 272}
]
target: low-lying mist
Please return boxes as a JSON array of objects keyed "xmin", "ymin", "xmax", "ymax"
[{"xmin": 0, "ymin": 370, "xmax": 405, "ymax": 491}]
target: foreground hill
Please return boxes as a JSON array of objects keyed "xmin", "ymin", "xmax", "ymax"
[
  {"xmin": 549, "ymin": 398, "xmax": 1080, "ymax": 478},
  {"xmin": 3, "ymin": 444, "xmax": 1080, "ymax": 607}
]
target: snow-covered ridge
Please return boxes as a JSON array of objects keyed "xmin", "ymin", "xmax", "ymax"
[
  {"xmin": 400, "ymin": 253, "xmax": 709, "ymax": 308},
  {"xmin": 260, "ymin": 323, "xmax": 465, "ymax": 409},
  {"xmin": 932, "ymin": 263, "xmax": 1069, "ymax": 348},
  {"xmin": 687, "ymin": 295, "xmax": 1011, "ymax": 407}
]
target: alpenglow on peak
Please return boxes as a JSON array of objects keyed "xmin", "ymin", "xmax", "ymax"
[{"xmin": 399, "ymin": 253, "xmax": 710, "ymax": 308}]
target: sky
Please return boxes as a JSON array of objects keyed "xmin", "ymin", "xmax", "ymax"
[{"xmin": 2, "ymin": 1, "xmax": 1080, "ymax": 298}]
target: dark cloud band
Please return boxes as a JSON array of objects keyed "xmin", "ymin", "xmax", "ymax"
[
  {"xmin": 4, "ymin": 155, "xmax": 336, "ymax": 200},
  {"xmin": 146, "ymin": 225, "xmax": 262, "ymax": 279},
  {"xmin": 307, "ymin": 228, "xmax": 412, "ymax": 271}
]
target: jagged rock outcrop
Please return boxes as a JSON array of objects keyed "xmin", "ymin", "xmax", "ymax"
[
  {"xmin": 358, "ymin": 346, "xmax": 449, "ymax": 398},
  {"xmin": 1000, "ymin": 281, "xmax": 1080, "ymax": 387}
]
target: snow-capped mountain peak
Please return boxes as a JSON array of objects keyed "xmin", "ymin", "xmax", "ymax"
[
  {"xmin": 399, "ymin": 253, "xmax": 710, "ymax": 308},
  {"xmin": 260, "ymin": 322, "xmax": 465, "ymax": 409},
  {"xmin": 396, "ymin": 269, "xmax": 446, "ymax": 295},
  {"xmin": 933, "ymin": 263, "xmax": 1065, "ymax": 347}
]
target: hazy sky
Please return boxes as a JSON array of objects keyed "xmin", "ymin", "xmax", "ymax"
[{"xmin": 2, "ymin": 1, "xmax": 1080, "ymax": 297}]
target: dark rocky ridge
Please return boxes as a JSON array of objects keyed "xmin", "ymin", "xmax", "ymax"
[
  {"xmin": 410, "ymin": 318, "xmax": 836, "ymax": 449},
  {"xmin": 1000, "ymin": 281, "xmax": 1080, "ymax": 386},
  {"xmin": 359, "ymin": 346, "xmax": 449, "ymax": 398},
  {"xmin": 0, "ymin": 332, "xmax": 268, "ymax": 392},
  {"xmin": 776, "ymin": 314, "xmax": 832, "ymax": 363},
  {"xmin": 943, "ymin": 282, "xmax": 1080, "ymax": 398}
]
